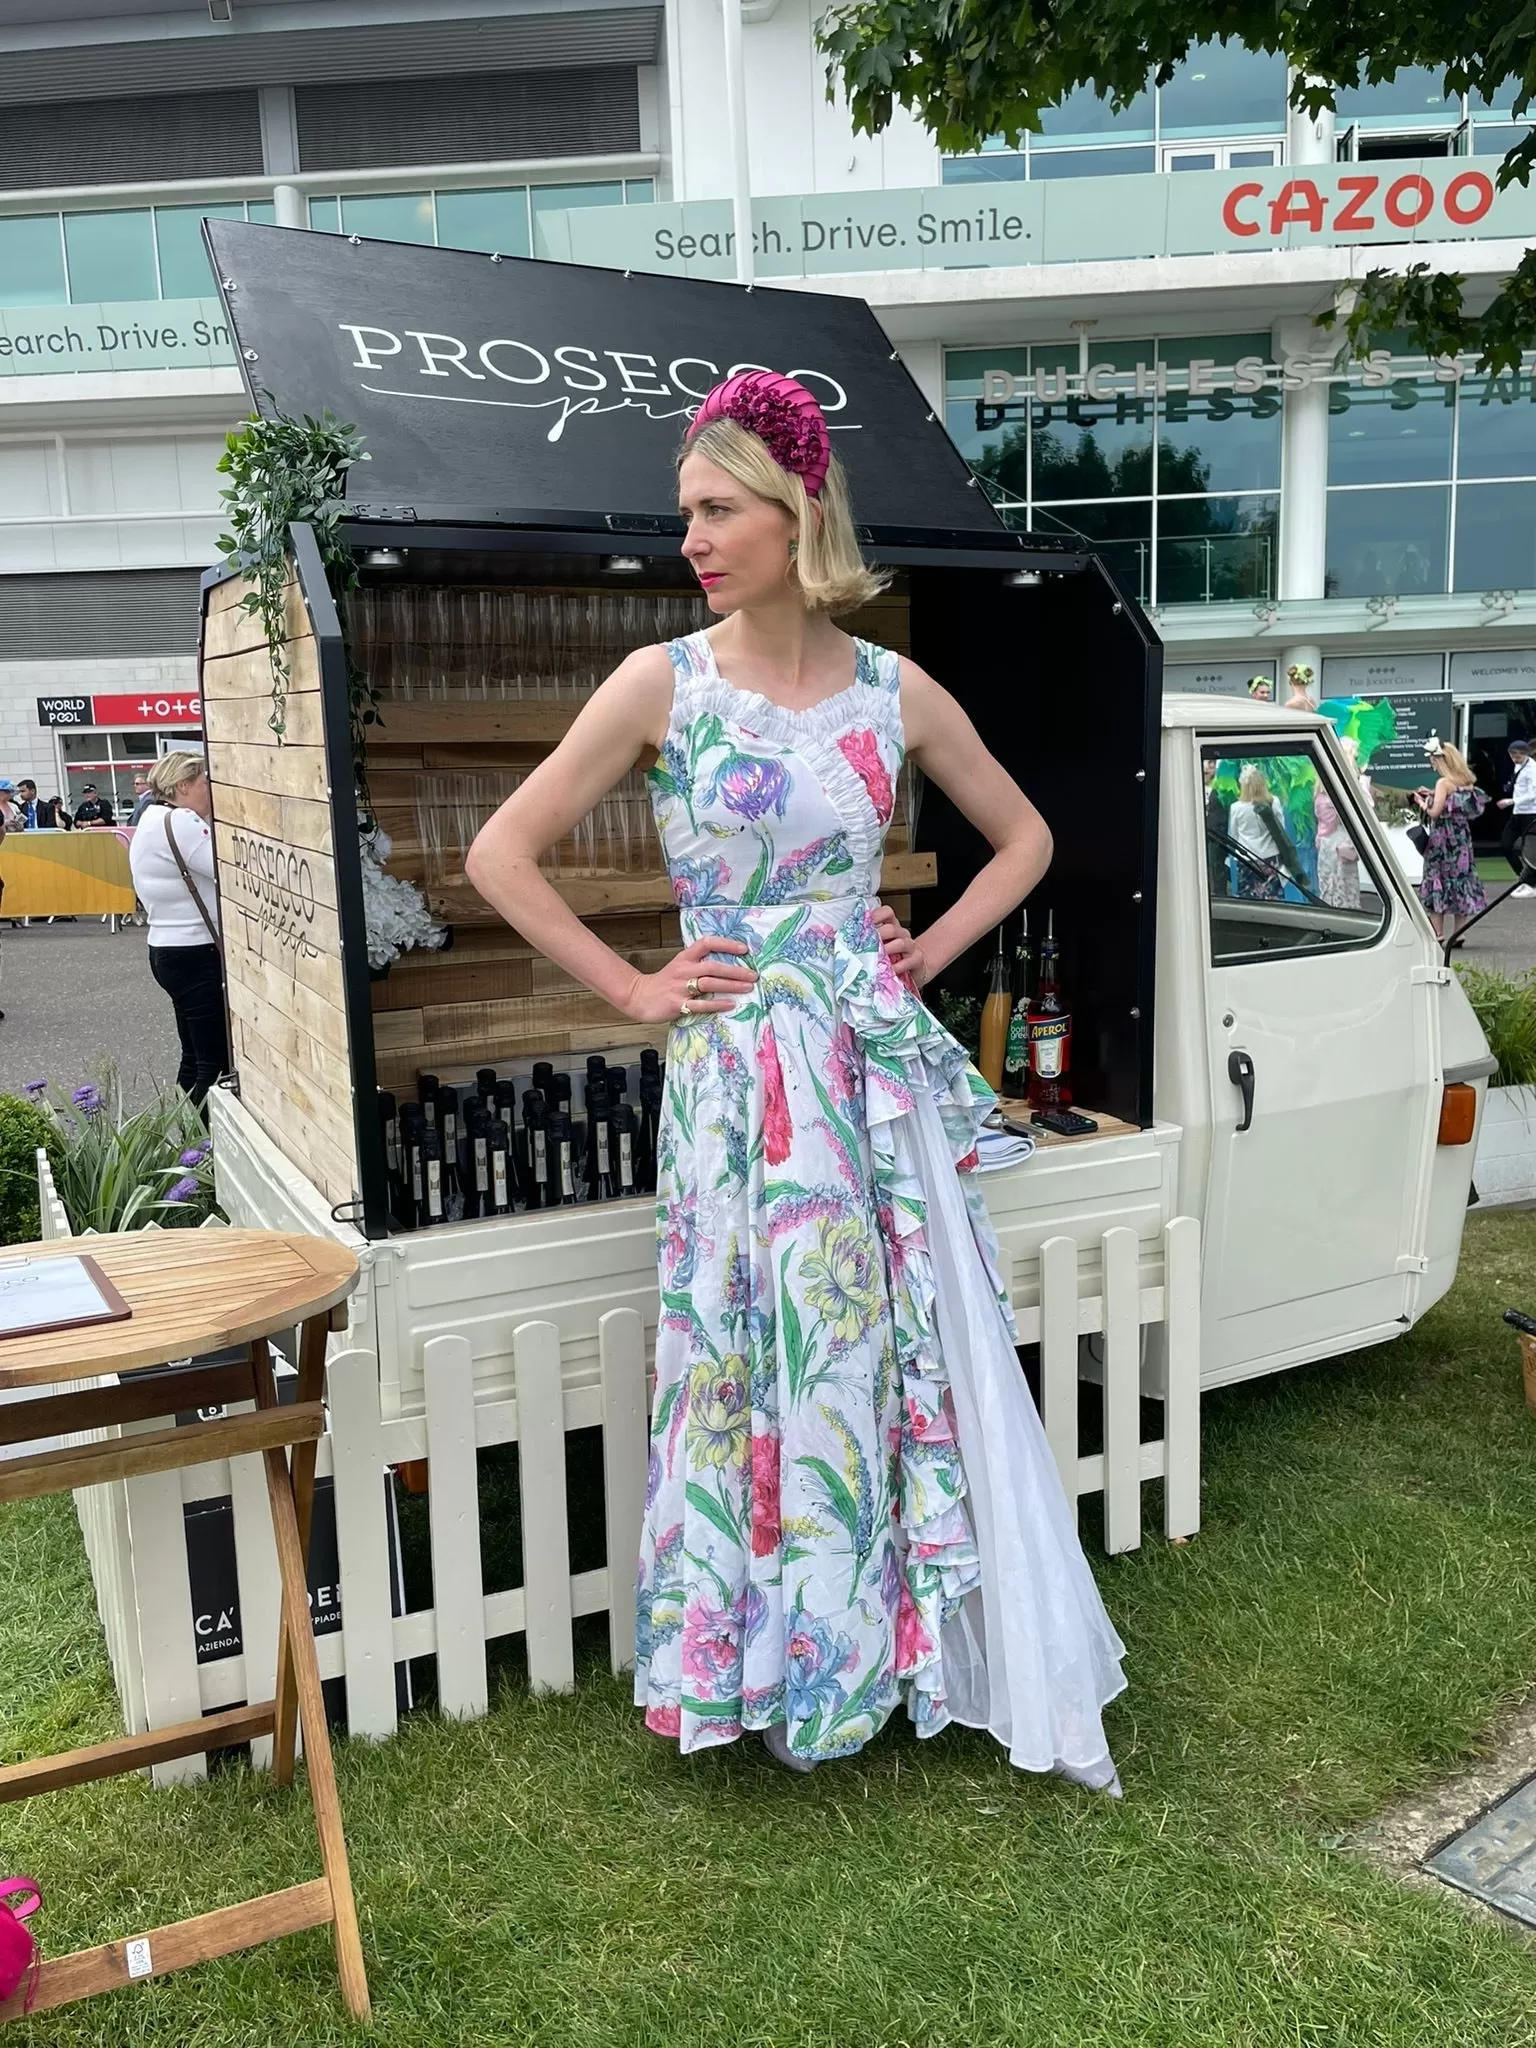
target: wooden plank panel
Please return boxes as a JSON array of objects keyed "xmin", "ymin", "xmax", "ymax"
[
  {"xmin": 217, "ymin": 845, "xmax": 339, "ymax": 917},
  {"xmin": 420, "ymin": 991, "xmax": 626, "ymax": 1042},
  {"xmin": 427, "ymin": 853, "xmax": 934, "ymax": 925},
  {"xmin": 201, "ymin": 627, "xmax": 319, "ymax": 701},
  {"xmin": 237, "ymin": 1073, "xmax": 357, "ymax": 1210},
  {"xmin": 369, "ymin": 702, "xmax": 580, "ymax": 745},
  {"xmin": 202, "ymin": 578, "xmax": 314, "ymax": 658},
  {"xmin": 230, "ymin": 1015, "xmax": 357, "ymax": 1160},
  {"xmin": 208, "ymin": 782, "xmax": 334, "ymax": 857},
  {"xmin": 371, "ymin": 955, "xmax": 535, "ymax": 1011},
  {"xmin": 373, "ymin": 1008, "xmax": 425, "ymax": 1051},
  {"xmin": 228, "ymin": 973, "xmax": 351, "ymax": 1069},
  {"xmin": 203, "ymin": 687, "xmax": 325, "ymax": 750},
  {"xmin": 206, "ymin": 738, "xmax": 330, "ymax": 804}
]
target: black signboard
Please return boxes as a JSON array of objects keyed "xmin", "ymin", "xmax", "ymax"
[
  {"xmin": 203, "ymin": 219, "xmax": 1000, "ymax": 539},
  {"xmin": 37, "ymin": 696, "xmax": 90, "ymax": 727}
]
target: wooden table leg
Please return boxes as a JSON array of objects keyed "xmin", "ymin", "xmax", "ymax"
[
  {"xmin": 267, "ymin": 1317, "xmax": 328, "ymax": 1787},
  {"xmin": 261, "ymin": 1427, "xmax": 371, "ymax": 2022}
]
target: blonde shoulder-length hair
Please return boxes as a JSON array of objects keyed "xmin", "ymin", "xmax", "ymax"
[
  {"xmin": 146, "ymin": 750, "xmax": 207, "ymax": 802},
  {"xmin": 679, "ymin": 416, "xmax": 890, "ymax": 615},
  {"xmin": 1431, "ymin": 740, "xmax": 1477, "ymax": 788}
]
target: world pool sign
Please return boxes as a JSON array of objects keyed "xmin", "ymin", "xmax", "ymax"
[{"xmin": 537, "ymin": 159, "xmax": 1536, "ymax": 282}]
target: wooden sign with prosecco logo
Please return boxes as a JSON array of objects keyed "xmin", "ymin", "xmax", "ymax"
[{"xmin": 201, "ymin": 574, "xmax": 359, "ymax": 1211}]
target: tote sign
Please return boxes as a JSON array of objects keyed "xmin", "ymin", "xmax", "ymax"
[{"xmin": 203, "ymin": 219, "xmax": 998, "ymax": 538}]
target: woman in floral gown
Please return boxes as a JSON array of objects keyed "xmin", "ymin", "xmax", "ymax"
[
  {"xmin": 1414, "ymin": 740, "xmax": 1488, "ymax": 940},
  {"xmin": 467, "ymin": 372, "xmax": 1127, "ymax": 1791}
]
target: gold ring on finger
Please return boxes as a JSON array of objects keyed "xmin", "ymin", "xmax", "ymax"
[
  {"xmin": 686, "ymin": 975, "xmax": 702, "ymax": 999},
  {"xmin": 679, "ymin": 998, "xmax": 693, "ymax": 1017}
]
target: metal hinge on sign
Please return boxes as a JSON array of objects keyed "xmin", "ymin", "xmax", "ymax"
[
  {"xmin": 1412, "ymin": 965, "xmax": 1452, "ymax": 985},
  {"xmin": 1396, "ymin": 1253, "xmax": 1430, "ymax": 1273}
]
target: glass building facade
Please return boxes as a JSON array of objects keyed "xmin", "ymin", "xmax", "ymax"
[
  {"xmin": 945, "ymin": 43, "xmax": 1527, "ymax": 182},
  {"xmin": 0, "ymin": 179, "xmax": 655, "ymax": 305},
  {"xmin": 944, "ymin": 334, "xmax": 1281, "ymax": 605},
  {"xmin": 305, "ymin": 178, "xmax": 655, "ymax": 257},
  {"xmin": 1325, "ymin": 365, "xmax": 1536, "ymax": 597}
]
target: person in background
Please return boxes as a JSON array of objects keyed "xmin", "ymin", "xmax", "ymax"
[
  {"xmin": 1495, "ymin": 739, "xmax": 1536, "ymax": 897},
  {"xmin": 44, "ymin": 794, "xmax": 70, "ymax": 830},
  {"xmin": 1203, "ymin": 757, "xmax": 1232, "ymax": 896},
  {"xmin": 0, "ymin": 782, "xmax": 21, "ymax": 832},
  {"xmin": 1228, "ymin": 765, "xmax": 1307, "ymax": 899},
  {"xmin": 14, "ymin": 779, "xmax": 65, "ymax": 829},
  {"xmin": 1282, "ymin": 663, "xmax": 1315, "ymax": 711},
  {"xmin": 127, "ymin": 773, "xmax": 155, "ymax": 825},
  {"xmin": 1414, "ymin": 740, "xmax": 1488, "ymax": 941},
  {"xmin": 127, "ymin": 752, "xmax": 226, "ymax": 1107},
  {"xmin": 72, "ymin": 783, "xmax": 114, "ymax": 827}
]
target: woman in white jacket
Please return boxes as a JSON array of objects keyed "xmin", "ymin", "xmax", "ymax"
[{"xmin": 127, "ymin": 752, "xmax": 227, "ymax": 1105}]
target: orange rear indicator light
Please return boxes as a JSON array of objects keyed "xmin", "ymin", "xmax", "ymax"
[{"xmin": 1438, "ymin": 1082, "xmax": 1477, "ymax": 1147}]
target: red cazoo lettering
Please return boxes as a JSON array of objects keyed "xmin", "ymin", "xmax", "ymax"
[{"xmin": 1221, "ymin": 169, "xmax": 1497, "ymax": 243}]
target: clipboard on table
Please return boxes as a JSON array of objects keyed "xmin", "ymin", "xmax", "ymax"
[{"xmin": 0, "ymin": 1252, "xmax": 132, "ymax": 1341}]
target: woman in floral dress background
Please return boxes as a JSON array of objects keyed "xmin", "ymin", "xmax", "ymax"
[
  {"xmin": 1414, "ymin": 739, "xmax": 1488, "ymax": 941},
  {"xmin": 468, "ymin": 372, "xmax": 1127, "ymax": 1791}
]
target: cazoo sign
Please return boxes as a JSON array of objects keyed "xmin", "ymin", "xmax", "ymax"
[{"xmin": 1221, "ymin": 170, "xmax": 1495, "ymax": 243}]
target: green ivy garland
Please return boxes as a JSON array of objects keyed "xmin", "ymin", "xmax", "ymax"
[{"xmin": 215, "ymin": 409, "xmax": 381, "ymax": 800}]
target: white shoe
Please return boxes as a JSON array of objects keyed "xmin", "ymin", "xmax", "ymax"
[
  {"xmin": 1511, "ymin": 884, "xmax": 1536, "ymax": 899},
  {"xmin": 761, "ymin": 1722, "xmax": 818, "ymax": 1773}
]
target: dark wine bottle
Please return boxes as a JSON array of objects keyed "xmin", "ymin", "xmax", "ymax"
[
  {"xmin": 612, "ymin": 1101, "xmax": 638, "ymax": 1198},
  {"xmin": 583, "ymin": 1079, "xmax": 610, "ymax": 1196},
  {"xmin": 377, "ymin": 1089, "xmax": 400, "ymax": 1181},
  {"xmin": 419, "ymin": 1127, "xmax": 446, "ymax": 1227},
  {"xmin": 486, "ymin": 1115, "xmax": 513, "ymax": 1216},
  {"xmin": 550, "ymin": 1112, "xmax": 578, "ymax": 1206},
  {"xmin": 398, "ymin": 1104, "xmax": 425, "ymax": 1230},
  {"xmin": 531, "ymin": 1060, "xmax": 555, "ymax": 1099},
  {"xmin": 463, "ymin": 1107, "xmax": 492, "ymax": 1221},
  {"xmin": 593, "ymin": 1099, "xmax": 616, "ymax": 1202},
  {"xmin": 521, "ymin": 1091, "xmax": 550, "ymax": 1210},
  {"xmin": 476, "ymin": 1067, "xmax": 498, "ymax": 1096},
  {"xmin": 418, "ymin": 1074, "xmax": 441, "ymax": 1131},
  {"xmin": 637, "ymin": 1072, "xmax": 662, "ymax": 1193}
]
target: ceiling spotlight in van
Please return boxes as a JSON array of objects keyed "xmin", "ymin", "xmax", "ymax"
[
  {"xmin": 1005, "ymin": 569, "xmax": 1043, "ymax": 587},
  {"xmin": 364, "ymin": 548, "xmax": 406, "ymax": 569},
  {"xmin": 603, "ymin": 554, "xmax": 645, "ymax": 574}
]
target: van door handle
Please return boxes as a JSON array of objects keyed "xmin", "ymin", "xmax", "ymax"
[{"xmin": 1228, "ymin": 1050, "xmax": 1255, "ymax": 1132}]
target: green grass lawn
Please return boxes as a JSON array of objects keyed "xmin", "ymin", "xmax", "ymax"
[{"xmin": 6, "ymin": 1212, "xmax": 1536, "ymax": 2045}]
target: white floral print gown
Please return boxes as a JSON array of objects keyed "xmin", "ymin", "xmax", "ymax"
[{"xmin": 635, "ymin": 631, "xmax": 1127, "ymax": 1788}]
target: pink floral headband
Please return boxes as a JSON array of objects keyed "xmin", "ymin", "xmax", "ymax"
[{"xmin": 685, "ymin": 370, "xmax": 831, "ymax": 497}]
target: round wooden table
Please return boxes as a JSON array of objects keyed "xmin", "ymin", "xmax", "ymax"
[{"xmin": 0, "ymin": 1229, "xmax": 371, "ymax": 2025}]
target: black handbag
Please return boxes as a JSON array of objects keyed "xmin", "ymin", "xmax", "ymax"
[{"xmin": 1406, "ymin": 822, "xmax": 1429, "ymax": 856}]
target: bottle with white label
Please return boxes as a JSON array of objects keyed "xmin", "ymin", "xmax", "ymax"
[
  {"xmin": 486, "ymin": 1116, "xmax": 513, "ymax": 1216},
  {"xmin": 612, "ymin": 1100, "xmax": 637, "ymax": 1199},
  {"xmin": 521, "ymin": 1091, "xmax": 549, "ymax": 1210},
  {"xmin": 419, "ymin": 1126, "xmax": 446, "ymax": 1227},
  {"xmin": 550, "ymin": 1111, "xmax": 578, "ymax": 1205},
  {"xmin": 464, "ymin": 1107, "xmax": 492, "ymax": 1221}
]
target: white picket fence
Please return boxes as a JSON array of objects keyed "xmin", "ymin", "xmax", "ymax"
[{"xmin": 31, "ymin": 1146, "xmax": 1199, "ymax": 1768}]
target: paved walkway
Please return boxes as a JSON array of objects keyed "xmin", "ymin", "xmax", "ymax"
[
  {"xmin": 1453, "ymin": 876, "xmax": 1536, "ymax": 979},
  {"xmin": 0, "ymin": 918, "xmax": 181, "ymax": 1105}
]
